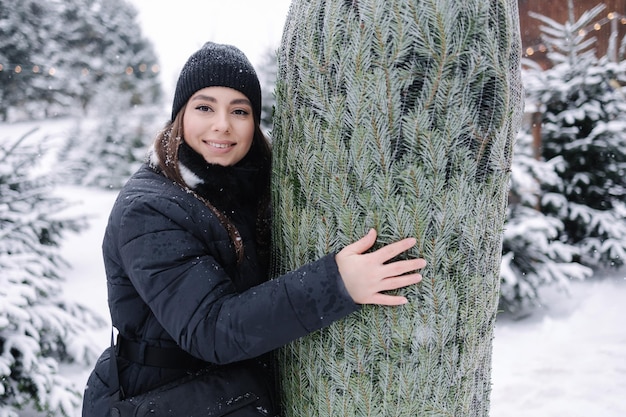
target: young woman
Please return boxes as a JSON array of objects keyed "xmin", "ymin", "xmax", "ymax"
[{"xmin": 81, "ymin": 42, "xmax": 427, "ymax": 417}]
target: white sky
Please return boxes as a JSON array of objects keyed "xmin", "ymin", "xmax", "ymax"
[{"xmin": 128, "ymin": 0, "xmax": 292, "ymax": 96}]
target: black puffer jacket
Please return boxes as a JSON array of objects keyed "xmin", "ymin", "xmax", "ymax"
[{"xmin": 81, "ymin": 144, "xmax": 359, "ymax": 417}]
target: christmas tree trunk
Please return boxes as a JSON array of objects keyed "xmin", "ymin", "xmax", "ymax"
[{"xmin": 271, "ymin": 1, "xmax": 523, "ymax": 416}]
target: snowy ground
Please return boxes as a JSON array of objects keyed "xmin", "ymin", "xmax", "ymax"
[
  {"xmin": 491, "ymin": 276, "xmax": 626, "ymax": 416},
  {"xmin": 51, "ymin": 185, "xmax": 626, "ymax": 417}
]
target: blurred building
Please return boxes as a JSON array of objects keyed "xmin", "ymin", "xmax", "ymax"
[{"xmin": 519, "ymin": 0, "xmax": 626, "ymax": 67}]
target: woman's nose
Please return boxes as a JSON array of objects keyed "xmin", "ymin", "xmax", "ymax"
[{"xmin": 211, "ymin": 111, "xmax": 230, "ymax": 132}]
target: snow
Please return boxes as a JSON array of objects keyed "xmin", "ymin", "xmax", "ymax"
[
  {"xmin": 491, "ymin": 278, "xmax": 626, "ymax": 416},
  {"xmin": 44, "ymin": 185, "xmax": 626, "ymax": 417}
]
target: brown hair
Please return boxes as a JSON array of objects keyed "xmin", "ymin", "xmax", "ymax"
[{"xmin": 152, "ymin": 106, "xmax": 272, "ymax": 264}]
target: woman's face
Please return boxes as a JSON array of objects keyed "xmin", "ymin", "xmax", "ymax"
[{"xmin": 183, "ymin": 86, "xmax": 255, "ymax": 166}]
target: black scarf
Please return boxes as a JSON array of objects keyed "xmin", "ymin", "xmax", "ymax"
[{"xmin": 177, "ymin": 140, "xmax": 270, "ymax": 219}]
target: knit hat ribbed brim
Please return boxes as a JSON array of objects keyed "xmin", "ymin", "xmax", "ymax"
[{"xmin": 171, "ymin": 42, "xmax": 262, "ymax": 122}]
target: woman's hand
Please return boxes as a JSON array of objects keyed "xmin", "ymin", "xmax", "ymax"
[{"xmin": 336, "ymin": 229, "xmax": 427, "ymax": 306}]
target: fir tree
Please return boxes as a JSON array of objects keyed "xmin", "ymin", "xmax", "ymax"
[
  {"xmin": 55, "ymin": 0, "xmax": 162, "ymax": 114},
  {"xmin": 51, "ymin": 0, "xmax": 165, "ymax": 190},
  {"xmin": 256, "ymin": 46, "xmax": 279, "ymax": 136},
  {"xmin": 526, "ymin": 2, "xmax": 626, "ymax": 269},
  {"xmin": 272, "ymin": 0, "xmax": 523, "ymax": 415},
  {"xmin": 498, "ymin": 2, "xmax": 626, "ymax": 313},
  {"xmin": 0, "ymin": 0, "xmax": 162, "ymax": 121},
  {"xmin": 0, "ymin": 130, "xmax": 105, "ymax": 417},
  {"xmin": 500, "ymin": 127, "xmax": 592, "ymax": 313},
  {"xmin": 0, "ymin": 0, "xmax": 55, "ymax": 121},
  {"xmin": 57, "ymin": 107, "xmax": 161, "ymax": 189}
]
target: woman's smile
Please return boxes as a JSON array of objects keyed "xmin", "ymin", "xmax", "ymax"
[{"xmin": 207, "ymin": 141, "xmax": 234, "ymax": 149}]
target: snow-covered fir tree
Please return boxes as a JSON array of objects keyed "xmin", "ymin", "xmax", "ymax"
[
  {"xmin": 0, "ymin": 0, "xmax": 56, "ymax": 121},
  {"xmin": 256, "ymin": 46, "xmax": 278, "ymax": 136},
  {"xmin": 0, "ymin": 0, "xmax": 166, "ymax": 189},
  {"xmin": 54, "ymin": 0, "xmax": 162, "ymax": 114},
  {"xmin": 500, "ymin": 1, "xmax": 626, "ymax": 313},
  {"xmin": 500, "ymin": 126, "xmax": 592, "ymax": 313},
  {"xmin": 58, "ymin": 107, "xmax": 162, "ymax": 189},
  {"xmin": 0, "ymin": 131, "xmax": 105, "ymax": 417},
  {"xmin": 0, "ymin": 0, "xmax": 162, "ymax": 121},
  {"xmin": 525, "ymin": 2, "xmax": 626, "ymax": 270}
]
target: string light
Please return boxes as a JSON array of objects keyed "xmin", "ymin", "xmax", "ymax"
[
  {"xmin": 0, "ymin": 62, "xmax": 160, "ymax": 77},
  {"xmin": 524, "ymin": 10, "xmax": 626, "ymax": 57}
]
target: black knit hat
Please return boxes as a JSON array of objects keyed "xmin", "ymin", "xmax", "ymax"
[{"xmin": 171, "ymin": 42, "xmax": 262, "ymax": 122}]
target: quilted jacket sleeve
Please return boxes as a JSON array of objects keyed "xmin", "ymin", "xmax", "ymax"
[{"xmin": 112, "ymin": 192, "xmax": 360, "ymax": 364}]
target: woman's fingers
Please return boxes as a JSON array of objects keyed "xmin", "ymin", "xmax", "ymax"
[
  {"xmin": 361, "ymin": 272, "xmax": 423, "ymax": 306},
  {"xmin": 383, "ymin": 272, "xmax": 423, "ymax": 288},
  {"xmin": 369, "ymin": 236, "xmax": 418, "ymax": 262},
  {"xmin": 341, "ymin": 228, "xmax": 377, "ymax": 256},
  {"xmin": 368, "ymin": 293, "xmax": 410, "ymax": 306},
  {"xmin": 382, "ymin": 258, "xmax": 427, "ymax": 278},
  {"xmin": 341, "ymin": 230, "xmax": 420, "ymax": 264}
]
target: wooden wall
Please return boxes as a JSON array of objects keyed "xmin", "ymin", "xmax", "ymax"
[{"xmin": 518, "ymin": 0, "xmax": 626, "ymax": 66}]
